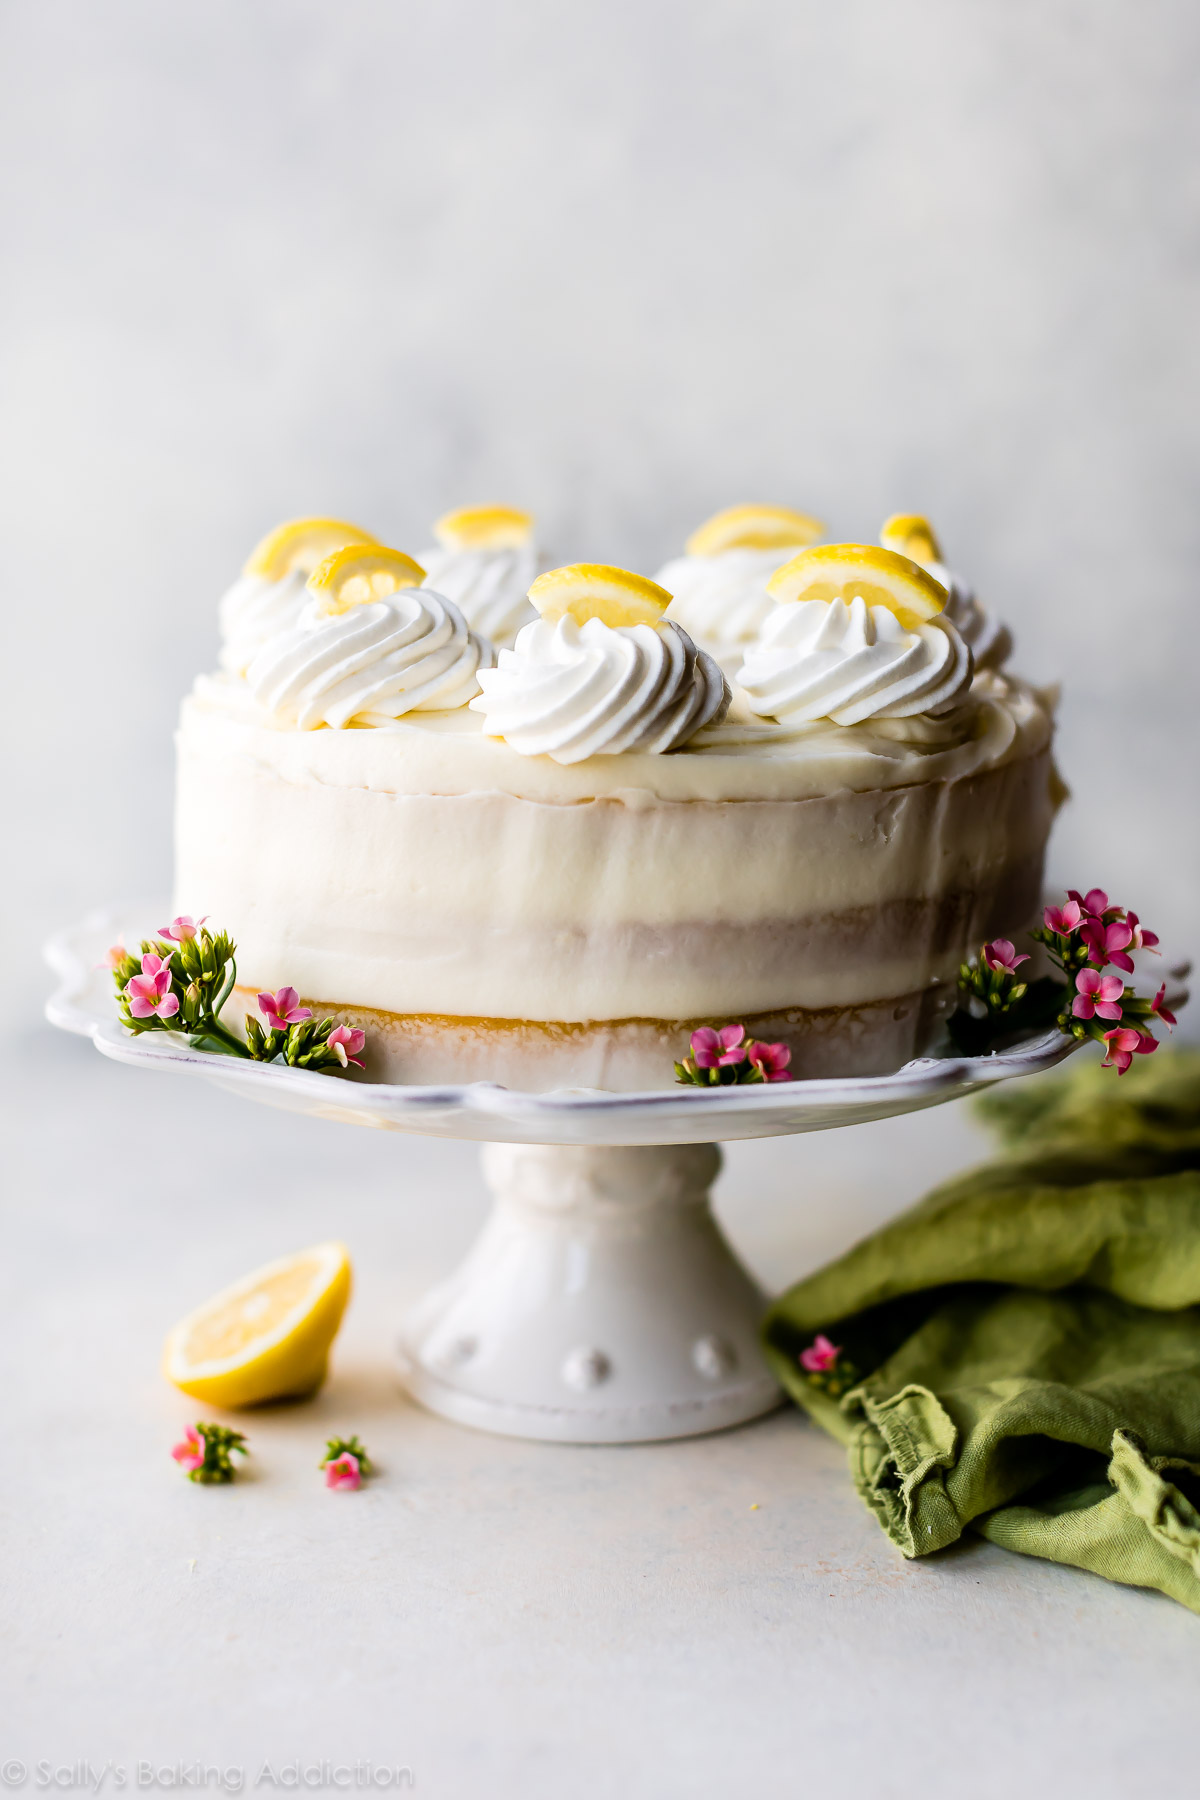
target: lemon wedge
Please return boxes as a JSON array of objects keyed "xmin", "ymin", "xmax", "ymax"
[
  {"xmin": 529, "ymin": 563, "xmax": 671, "ymax": 629},
  {"xmin": 163, "ymin": 1242, "xmax": 352, "ymax": 1408},
  {"xmin": 766, "ymin": 544, "xmax": 947, "ymax": 629},
  {"xmin": 685, "ymin": 504, "xmax": 825, "ymax": 557},
  {"xmin": 306, "ymin": 544, "xmax": 427, "ymax": 616},
  {"xmin": 880, "ymin": 513, "xmax": 944, "ymax": 567},
  {"xmin": 434, "ymin": 504, "xmax": 534, "ymax": 551},
  {"xmin": 244, "ymin": 518, "xmax": 378, "ymax": 581}
]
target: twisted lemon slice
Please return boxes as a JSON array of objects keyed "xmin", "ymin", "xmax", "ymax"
[
  {"xmin": 435, "ymin": 504, "xmax": 533, "ymax": 550},
  {"xmin": 530, "ymin": 563, "xmax": 671, "ymax": 629},
  {"xmin": 767, "ymin": 544, "xmax": 947, "ymax": 630},
  {"xmin": 880, "ymin": 513, "xmax": 943, "ymax": 567},
  {"xmin": 306, "ymin": 544, "xmax": 427, "ymax": 616},
  {"xmin": 685, "ymin": 504, "xmax": 825, "ymax": 557},
  {"xmin": 244, "ymin": 517, "xmax": 378, "ymax": 581}
]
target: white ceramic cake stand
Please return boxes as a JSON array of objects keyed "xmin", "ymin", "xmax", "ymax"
[{"xmin": 47, "ymin": 903, "xmax": 1095, "ymax": 1446}]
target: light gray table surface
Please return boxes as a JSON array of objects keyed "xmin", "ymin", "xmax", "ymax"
[{"xmin": 4, "ymin": 1019, "xmax": 1198, "ymax": 1800}]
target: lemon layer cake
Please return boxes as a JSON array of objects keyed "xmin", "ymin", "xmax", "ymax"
[{"xmin": 178, "ymin": 519, "xmax": 1057, "ymax": 1090}]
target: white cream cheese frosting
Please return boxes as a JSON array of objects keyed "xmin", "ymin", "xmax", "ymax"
[
  {"xmin": 739, "ymin": 597, "xmax": 972, "ymax": 727},
  {"xmin": 245, "ymin": 589, "xmax": 491, "ymax": 730},
  {"xmin": 218, "ymin": 570, "xmax": 311, "ymax": 676},
  {"xmin": 470, "ymin": 615, "xmax": 730, "ymax": 763},
  {"xmin": 927, "ymin": 563, "xmax": 1012, "ymax": 670},
  {"xmin": 417, "ymin": 541, "xmax": 539, "ymax": 647},
  {"xmin": 657, "ymin": 548, "xmax": 791, "ymax": 675}
]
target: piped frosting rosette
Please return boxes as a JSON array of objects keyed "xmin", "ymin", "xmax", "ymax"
[
  {"xmin": 471, "ymin": 564, "xmax": 730, "ymax": 764},
  {"xmin": 246, "ymin": 546, "xmax": 492, "ymax": 730},
  {"xmin": 219, "ymin": 517, "xmax": 380, "ymax": 676},
  {"xmin": 880, "ymin": 514, "xmax": 1012, "ymax": 671},
  {"xmin": 658, "ymin": 504, "xmax": 825, "ymax": 677},
  {"xmin": 738, "ymin": 543, "xmax": 973, "ymax": 728},
  {"xmin": 418, "ymin": 504, "xmax": 541, "ymax": 648}
]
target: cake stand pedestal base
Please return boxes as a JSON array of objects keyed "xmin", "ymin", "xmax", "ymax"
[{"xmin": 396, "ymin": 1142, "xmax": 783, "ymax": 1444}]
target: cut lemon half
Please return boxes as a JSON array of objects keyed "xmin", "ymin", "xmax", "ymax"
[
  {"xmin": 244, "ymin": 518, "xmax": 378, "ymax": 581},
  {"xmin": 529, "ymin": 563, "xmax": 671, "ymax": 629},
  {"xmin": 766, "ymin": 543, "xmax": 947, "ymax": 629},
  {"xmin": 434, "ymin": 504, "xmax": 533, "ymax": 551},
  {"xmin": 163, "ymin": 1242, "xmax": 352, "ymax": 1409},
  {"xmin": 880, "ymin": 513, "xmax": 943, "ymax": 567},
  {"xmin": 306, "ymin": 544, "xmax": 427, "ymax": 615},
  {"xmin": 685, "ymin": 504, "xmax": 825, "ymax": 557}
]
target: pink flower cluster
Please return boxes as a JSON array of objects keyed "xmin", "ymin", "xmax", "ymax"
[
  {"xmin": 1042, "ymin": 889, "xmax": 1174, "ymax": 1074},
  {"xmin": 689, "ymin": 1024, "xmax": 792, "ymax": 1082},
  {"xmin": 124, "ymin": 952, "xmax": 179, "ymax": 1020}
]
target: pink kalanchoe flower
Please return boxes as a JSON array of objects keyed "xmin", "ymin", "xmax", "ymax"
[
  {"xmin": 799, "ymin": 1333, "xmax": 841, "ymax": 1374},
  {"xmin": 125, "ymin": 953, "xmax": 180, "ymax": 1020},
  {"xmin": 258, "ymin": 987, "xmax": 314, "ymax": 1032},
  {"xmin": 1068, "ymin": 888, "xmax": 1111, "ymax": 921},
  {"xmin": 159, "ymin": 915, "xmax": 207, "ymax": 943},
  {"xmin": 1082, "ymin": 917, "xmax": 1135, "ymax": 973},
  {"xmin": 982, "ymin": 939, "xmax": 1030, "ymax": 975},
  {"xmin": 1073, "ymin": 968, "xmax": 1125, "ymax": 1021},
  {"xmin": 691, "ymin": 1024, "xmax": 748, "ymax": 1069},
  {"xmin": 748, "ymin": 1040, "xmax": 793, "ymax": 1082},
  {"xmin": 1043, "ymin": 900, "xmax": 1083, "ymax": 936},
  {"xmin": 1150, "ymin": 984, "xmax": 1177, "ymax": 1031},
  {"xmin": 328, "ymin": 1025, "xmax": 367, "ymax": 1069},
  {"xmin": 1101, "ymin": 1027, "xmax": 1158, "ymax": 1075},
  {"xmin": 101, "ymin": 942, "xmax": 127, "ymax": 970},
  {"xmin": 324, "ymin": 1451, "xmax": 361, "ymax": 1491},
  {"xmin": 1125, "ymin": 912, "xmax": 1160, "ymax": 954},
  {"xmin": 171, "ymin": 1425, "xmax": 205, "ymax": 1473}
]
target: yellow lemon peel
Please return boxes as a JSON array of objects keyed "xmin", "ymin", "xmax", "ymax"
[
  {"xmin": 306, "ymin": 544, "xmax": 427, "ymax": 616},
  {"xmin": 880, "ymin": 513, "xmax": 944, "ymax": 567},
  {"xmin": 163, "ymin": 1242, "xmax": 352, "ymax": 1409},
  {"xmin": 434, "ymin": 504, "xmax": 534, "ymax": 551},
  {"xmin": 685, "ymin": 504, "xmax": 825, "ymax": 557},
  {"xmin": 767, "ymin": 543, "xmax": 947, "ymax": 630},
  {"xmin": 244, "ymin": 518, "xmax": 378, "ymax": 581},
  {"xmin": 529, "ymin": 563, "xmax": 672, "ymax": 629}
]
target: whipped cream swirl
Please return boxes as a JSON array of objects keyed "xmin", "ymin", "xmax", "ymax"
[
  {"xmin": 246, "ymin": 590, "xmax": 491, "ymax": 729},
  {"xmin": 418, "ymin": 541, "xmax": 539, "ymax": 647},
  {"xmin": 657, "ymin": 548, "xmax": 792, "ymax": 677},
  {"xmin": 470, "ymin": 616, "xmax": 730, "ymax": 763},
  {"xmin": 218, "ymin": 570, "xmax": 311, "ymax": 676},
  {"xmin": 739, "ymin": 597, "xmax": 972, "ymax": 727},
  {"xmin": 926, "ymin": 561, "xmax": 1012, "ymax": 670}
]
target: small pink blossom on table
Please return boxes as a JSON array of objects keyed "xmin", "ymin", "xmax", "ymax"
[
  {"xmin": 1043, "ymin": 900, "xmax": 1083, "ymax": 936},
  {"xmin": 1073, "ymin": 968, "xmax": 1125, "ymax": 1021},
  {"xmin": 748, "ymin": 1040, "xmax": 792, "ymax": 1082},
  {"xmin": 171, "ymin": 1425, "xmax": 205, "ymax": 1473},
  {"xmin": 125, "ymin": 953, "xmax": 180, "ymax": 1020},
  {"xmin": 258, "ymin": 987, "xmax": 314, "ymax": 1032},
  {"xmin": 982, "ymin": 939, "xmax": 1030, "ymax": 975},
  {"xmin": 324, "ymin": 1451, "xmax": 362, "ymax": 1491},
  {"xmin": 328, "ymin": 1025, "xmax": 367, "ymax": 1069},
  {"xmin": 799, "ymin": 1333, "xmax": 841, "ymax": 1374},
  {"xmin": 691, "ymin": 1024, "xmax": 748, "ymax": 1069},
  {"xmin": 159, "ymin": 915, "xmax": 207, "ymax": 943},
  {"xmin": 1101, "ymin": 1027, "xmax": 1158, "ymax": 1075}
]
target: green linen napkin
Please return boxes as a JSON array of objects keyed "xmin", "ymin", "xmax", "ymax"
[{"xmin": 763, "ymin": 1049, "xmax": 1200, "ymax": 1611}]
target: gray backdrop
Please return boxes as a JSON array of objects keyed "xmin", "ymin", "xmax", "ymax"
[{"xmin": 3, "ymin": 0, "xmax": 1197, "ymax": 1016}]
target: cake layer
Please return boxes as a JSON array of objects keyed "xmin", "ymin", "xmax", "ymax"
[{"xmin": 176, "ymin": 682, "xmax": 1054, "ymax": 1023}]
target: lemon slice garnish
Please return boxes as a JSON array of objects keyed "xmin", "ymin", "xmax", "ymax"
[
  {"xmin": 880, "ymin": 513, "xmax": 943, "ymax": 567},
  {"xmin": 163, "ymin": 1242, "xmax": 352, "ymax": 1408},
  {"xmin": 434, "ymin": 504, "xmax": 534, "ymax": 551},
  {"xmin": 529, "ymin": 563, "xmax": 671, "ymax": 629},
  {"xmin": 685, "ymin": 504, "xmax": 825, "ymax": 557},
  {"xmin": 244, "ymin": 518, "xmax": 378, "ymax": 581},
  {"xmin": 306, "ymin": 544, "xmax": 427, "ymax": 616},
  {"xmin": 767, "ymin": 544, "xmax": 947, "ymax": 629}
]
